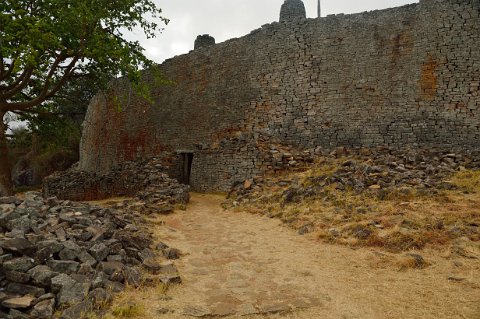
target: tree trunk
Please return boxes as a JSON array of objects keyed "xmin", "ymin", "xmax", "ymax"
[{"xmin": 0, "ymin": 110, "xmax": 14, "ymax": 196}]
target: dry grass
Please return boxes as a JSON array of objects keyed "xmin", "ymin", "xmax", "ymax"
[
  {"xmin": 451, "ymin": 170, "xmax": 480, "ymax": 193},
  {"xmin": 109, "ymin": 303, "xmax": 145, "ymax": 318},
  {"xmin": 103, "ymin": 283, "xmax": 169, "ymax": 318},
  {"xmin": 237, "ymin": 164, "xmax": 480, "ymax": 253}
]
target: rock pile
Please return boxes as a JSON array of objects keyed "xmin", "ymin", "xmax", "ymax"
[
  {"xmin": 43, "ymin": 157, "xmax": 190, "ymax": 203},
  {"xmin": 231, "ymin": 148, "xmax": 480, "ymax": 203},
  {"xmin": 257, "ymin": 141, "xmax": 317, "ymax": 172},
  {"xmin": 0, "ymin": 192, "xmax": 181, "ymax": 319}
]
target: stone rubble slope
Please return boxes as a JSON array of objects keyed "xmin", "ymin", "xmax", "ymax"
[
  {"xmin": 0, "ymin": 191, "xmax": 183, "ymax": 319},
  {"xmin": 228, "ymin": 148, "xmax": 480, "ymax": 253},
  {"xmin": 234, "ymin": 148, "xmax": 480, "ymax": 202}
]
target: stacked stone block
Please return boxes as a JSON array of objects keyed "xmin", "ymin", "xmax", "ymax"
[{"xmin": 76, "ymin": 0, "xmax": 480, "ymax": 193}]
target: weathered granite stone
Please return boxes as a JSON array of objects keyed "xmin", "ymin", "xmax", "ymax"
[
  {"xmin": 31, "ymin": 298, "xmax": 55, "ymax": 319},
  {"xmin": 56, "ymin": 0, "xmax": 479, "ymax": 195},
  {"xmin": 194, "ymin": 34, "xmax": 215, "ymax": 50},
  {"xmin": 6, "ymin": 283, "xmax": 45, "ymax": 297},
  {"xmin": 89, "ymin": 243, "xmax": 109, "ymax": 261},
  {"xmin": 28, "ymin": 266, "xmax": 58, "ymax": 288},
  {"xmin": 47, "ymin": 260, "xmax": 79, "ymax": 275},
  {"xmin": 50, "ymin": 274, "xmax": 76, "ymax": 294},
  {"xmin": 0, "ymin": 238, "xmax": 34, "ymax": 255},
  {"xmin": 5, "ymin": 271, "xmax": 30, "ymax": 284},
  {"xmin": 0, "ymin": 194, "xmax": 183, "ymax": 319},
  {"xmin": 57, "ymin": 281, "xmax": 91, "ymax": 307},
  {"xmin": 280, "ymin": 0, "xmax": 306, "ymax": 22},
  {"xmin": 3, "ymin": 257, "xmax": 35, "ymax": 273}
]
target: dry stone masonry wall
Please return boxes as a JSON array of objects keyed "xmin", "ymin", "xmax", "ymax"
[{"xmin": 76, "ymin": 0, "xmax": 479, "ymax": 194}]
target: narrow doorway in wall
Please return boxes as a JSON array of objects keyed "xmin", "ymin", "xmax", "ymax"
[{"xmin": 179, "ymin": 152, "xmax": 194, "ymax": 185}]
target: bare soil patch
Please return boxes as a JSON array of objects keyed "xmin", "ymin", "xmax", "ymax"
[{"xmin": 105, "ymin": 193, "xmax": 480, "ymax": 319}]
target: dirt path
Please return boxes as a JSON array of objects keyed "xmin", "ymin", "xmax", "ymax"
[{"xmin": 135, "ymin": 193, "xmax": 479, "ymax": 319}]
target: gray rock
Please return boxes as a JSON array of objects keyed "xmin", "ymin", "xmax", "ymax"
[
  {"xmin": 60, "ymin": 300, "xmax": 94, "ymax": 319},
  {"xmin": 106, "ymin": 255, "xmax": 122, "ymax": 262},
  {"xmin": 0, "ymin": 197, "xmax": 19, "ymax": 205},
  {"xmin": 159, "ymin": 274, "xmax": 182, "ymax": 285},
  {"xmin": 5, "ymin": 271, "xmax": 30, "ymax": 284},
  {"xmin": 28, "ymin": 265, "xmax": 58, "ymax": 288},
  {"xmin": 47, "ymin": 260, "xmax": 79, "ymax": 274},
  {"xmin": 8, "ymin": 308, "xmax": 30, "ymax": 319},
  {"xmin": 36, "ymin": 240, "xmax": 64, "ymax": 253},
  {"xmin": 155, "ymin": 242, "xmax": 169, "ymax": 250},
  {"xmin": 6, "ymin": 283, "xmax": 45, "ymax": 297},
  {"xmin": 57, "ymin": 281, "xmax": 91, "ymax": 307},
  {"xmin": 138, "ymin": 248, "xmax": 156, "ymax": 261},
  {"xmin": 50, "ymin": 274, "xmax": 76, "ymax": 293},
  {"xmin": 58, "ymin": 247, "xmax": 79, "ymax": 261},
  {"xmin": 92, "ymin": 272, "xmax": 109, "ymax": 289},
  {"xmin": 88, "ymin": 243, "xmax": 110, "ymax": 261},
  {"xmin": 33, "ymin": 247, "xmax": 55, "ymax": 264},
  {"xmin": 97, "ymin": 261, "xmax": 124, "ymax": 276},
  {"xmin": 6, "ymin": 216, "xmax": 33, "ymax": 232},
  {"xmin": 31, "ymin": 298, "xmax": 55, "ymax": 319},
  {"xmin": 163, "ymin": 248, "xmax": 181, "ymax": 259},
  {"xmin": 0, "ymin": 253, "xmax": 13, "ymax": 265},
  {"xmin": 86, "ymin": 288, "xmax": 112, "ymax": 305},
  {"xmin": 35, "ymin": 293, "xmax": 56, "ymax": 303},
  {"xmin": 77, "ymin": 263, "xmax": 94, "ymax": 275},
  {"xmin": 142, "ymin": 258, "xmax": 162, "ymax": 274},
  {"xmin": 0, "ymin": 204, "xmax": 16, "ymax": 213},
  {"xmin": 3, "ymin": 257, "xmax": 35, "ymax": 273},
  {"xmin": 77, "ymin": 250, "xmax": 97, "ymax": 266},
  {"xmin": 0, "ymin": 238, "xmax": 34, "ymax": 255},
  {"xmin": 124, "ymin": 267, "xmax": 143, "ymax": 287}
]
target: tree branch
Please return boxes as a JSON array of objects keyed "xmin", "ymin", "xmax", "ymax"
[
  {"xmin": 5, "ymin": 56, "xmax": 79, "ymax": 111},
  {"xmin": 0, "ymin": 59, "xmax": 16, "ymax": 82},
  {"xmin": 0, "ymin": 66, "xmax": 34, "ymax": 94},
  {"xmin": 13, "ymin": 109, "xmax": 85, "ymax": 117}
]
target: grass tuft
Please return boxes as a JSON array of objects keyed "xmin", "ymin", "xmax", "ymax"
[
  {"xmin": 451, "ymin": 169, "xmax": 480, "ymax": 193},
  {"xmin": 111, "ymin": 303, "xmax": 145, "ymax": 318}
]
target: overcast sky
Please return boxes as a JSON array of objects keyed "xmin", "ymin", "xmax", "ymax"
[{"xmin": 131, "ymin": 0, "xmax": 419, "ymax": 64}]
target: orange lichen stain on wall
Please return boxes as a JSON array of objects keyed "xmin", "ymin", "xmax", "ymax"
[
  {"xmin": 390, "ymin": 31, "xmax": 414, "ymax": 64},
  {"xmin": 420, "ymin": 54, "xmax": 438, "ymax": 100},
  {"xmin": 211, "ymin": 126, "xmax": 245, "ymax": 141}
]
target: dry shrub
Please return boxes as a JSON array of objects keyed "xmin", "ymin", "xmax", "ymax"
[
  {"xmin": 451, "ymin": 170, "xmax": 480, "ymax": 193},
  {"xmin": 367, "ymin": 231, "xmax": 426, "ymax": 252},
  {"xmin": 110, "ymin": 303, "xmax": 144, "ymax": 318},
  {"xmin": 396, "ymin": 253, "xmax": 429, "ymax": 270}
]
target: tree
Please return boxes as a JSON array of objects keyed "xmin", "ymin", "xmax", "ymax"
[
  {"xmin": 8, "ymin": 75, "xmax": 108, "ymax": 187},
  {"xmin": 0, "ymin": 0, "xmax": 168, "ymax": 195}
]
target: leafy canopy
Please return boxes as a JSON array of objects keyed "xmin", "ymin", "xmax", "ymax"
[{"xmin": 0, "ymin": 0, "xmax": 168, "ymax": 112}]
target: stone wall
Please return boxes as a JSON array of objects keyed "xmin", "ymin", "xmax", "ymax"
[{"xmin": 79, "ymin": 0, "xmax": 480, "ymax": 192}]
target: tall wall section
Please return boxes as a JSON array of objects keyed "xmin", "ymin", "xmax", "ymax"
[{"xmin": 80, "ymin": 0, "xmax": 480, "ymax": 191}]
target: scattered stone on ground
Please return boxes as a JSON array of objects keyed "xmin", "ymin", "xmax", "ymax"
[
  {"xmin": 0, "ymin": 190, "xmax": 184, "ymax": 319},
  {"xmin": 231, "ymin": 148, "xmax": 480, "ymax": 201},
  {"xmin": 226, "ymin": 148, "xmax": 480, "ymax": 252}
]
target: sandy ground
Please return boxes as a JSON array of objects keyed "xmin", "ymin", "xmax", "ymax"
[{"xmin": 113, "ymin": 193, "xmax": 480, "ymax": 319}]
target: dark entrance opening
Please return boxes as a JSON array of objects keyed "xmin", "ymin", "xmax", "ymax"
[{"xmin": 178, "ymin": 152, "xmax": 194, "ymax": 185}]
